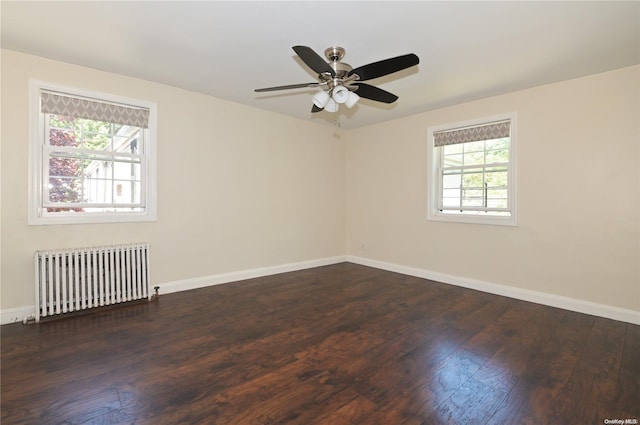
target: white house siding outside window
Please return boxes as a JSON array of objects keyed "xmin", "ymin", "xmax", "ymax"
[{"xmin": 29, "ymin": 81, "xmax": 157, "ymax": 225}]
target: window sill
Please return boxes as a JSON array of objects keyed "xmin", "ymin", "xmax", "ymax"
[
  {"xmin": 28, "ymin": 211, "xmax": 157, "ymax": 226},
  {"xmin": 427, "ymin": 211, "xmax": 517, "ymax": 226}
]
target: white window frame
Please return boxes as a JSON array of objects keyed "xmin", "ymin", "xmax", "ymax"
[
  {"xmin": 427, "ymin": 113, "xmax": 517, "ymax": 226},
  {"xmin": 28, "ymin": 80, "xmax": 158, "ymax": 225}
]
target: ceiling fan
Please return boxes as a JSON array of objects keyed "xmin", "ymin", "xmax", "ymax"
[{"xmin": 254, "ymin": 46, "xmax": 419, "ymax": 113}]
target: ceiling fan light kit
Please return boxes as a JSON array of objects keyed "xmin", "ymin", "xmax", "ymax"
[
  {"xmin": 343, "ymin": 91, "xmax": 360, "ymax": 109},
  {"xmin": 331, "ymin": 85, "xmax": 350, "ymax": 103},
  {"xmin": 312, "ymin": 86, "xmax": 360, "ymax": 113},
  {"xmin": 255, "ymin": 45, "xmax": 419, "ymax": 114},
  {"xmin": 324, "ymin": 98, "xmax": 339, "ymax": 113},
  {"xmin": 312, "ymin": 90, "xmax": 330, "ymax": 108},
  {"xmin": 331, "ymin": 85, "xmax": 359, "ymax": 109}
]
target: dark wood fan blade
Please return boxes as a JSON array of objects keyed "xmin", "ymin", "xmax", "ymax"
[
  {"xmin": 293, "ymin": 46, "xmax": 335, "ymax": 76},
  {"xmin": 255, "ymin": 83, "xmax": 320, "ymax": 92},
  {"xmin": 349, "ymin": 54, "xmax": 419, "ymax": 81},
  {"xmin": 311, "ymin": 104, "xmax": 323, "ymax": 113},
  {"xmin": 353, "ymin": 83, "xmax": 398, "ymax": 104}
]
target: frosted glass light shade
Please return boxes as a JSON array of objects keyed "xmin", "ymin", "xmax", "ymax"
[
  {"xmin": 324, "ymin": 98, "xmax": 339, "ymax": 112},
  {"xmin": 312, "ymin": 90, "xmax": 330, "ymax": 108},
  {"xmin": 345, "ymin": 91, "xmax": 360, "ymax": 108},
  {"xmin": 332, "ymin": 86, "xmax": 350, "ymax": 104}
]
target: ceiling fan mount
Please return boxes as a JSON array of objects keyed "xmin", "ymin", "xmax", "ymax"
[
  {"xmin": 324, "ymin": 46, "xmax": 345, "ymax": 62},
  {"xmin": 324, "ymin": 46, "xmax": 352, "ymax": 77},
  {"xmin": 317, "ymin": 47, "xmax": 355, "ymax": 89},
  {"xmin": 255, "ymin": 45, "xmax": 420, "ymax": 113}
]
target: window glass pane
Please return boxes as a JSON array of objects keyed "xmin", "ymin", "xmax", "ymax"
[
  {"xmin": 45, "ymin": 207, "xmax": 84, "ymax": 213},
  {"xmin": 134, "ymin": 133, "xmax": 144, "ymax": 154},
  {"xmin": 109, "ymin": 207, "xmax": 144, "ymax": 212},
  {"xmin": 487, "ymin": 198, "xmax": 508, "ymax": 209},
  {"xmin": 84, "ymin": 178, "xmax": 113, "ymax": 204},
  {"xmin": 49, "ymin": 127, "xmax": 81, "ymax": 147},
  {"xmin": 463, "ymin": 189, "xmax": 483, "ymax": 199},
  {"xmin": 133, "ymin": 133, "xmax": 143, "ymax": 154},
  {"xmin": 485, "ymin": 137, "xmax": 509, "ymax": 150},
  {"xmin": 43, "ymin": 114, "xmax": 144, "ymax": 209},
  {"xmin": 49, "ymin": 177, "xmax": 83, "ymax": 203},
  {"xmin": 113, "ymin": 161, "xmax": 140, "ymax": 179},
  {"xmin": 443, "ymin": 144, "xmax": 463, "ymax": 154},
  {"xmin": 114, "ymin": 136, "xmax": 130, "ymax": 152},
  {"xmin": 113, "ymin": 130, "xmax": 143, "ymax": 154},
  {"xmin": 442, "ymin": 173, "xmax": 461, "ymax": 189},
  {"xmin": 442, "ymin": 196, "xmax": 460, "ymax": 208},
  {"xmin": 79, "ymin": 119, "xmax": 114, "ymax": 151},
  {"xmin": 486, "ymin": 148, "xmax": 509, "ymax": 164},
  {"xmin": 84, "ymin": 160, "xmax": 113, "ymax": 180},
  {"xmin": 83, "ymin": 132, "xmax": 111, "ymax": 151},
  {"xmin": 114, "ymin": 180, "xmax": 141, "ymax": 204},
  {"xmin": 485, "ymin": 170, "xmax": 508, "ymax": 187},
  {"xmin": 462, "ymin": 198, "xmax": 483, "ymax": 207},
  {"xmin": 462, "ymin": 187, "xmax": 483, "ymax": 207},
  {"xmin": 442, "ymin": 188, "xmax": 460, "ymax": 199},
  {"xmin": 487, "ymin": 188, "xmax": 508, "ymax": 199},
  {"xmin": 463, "ymin": 151, "xmax": 484, "ymax": 166},
  {"xmin": 463, "ymin": 140, "xmax": 484, "ymax": 153},
  {"xmin": 48, "ymin": 114, "xmax": 77, "ymax": 130},
  {"xmin": 462, "ymin": 169, "xmax": 483, "ymax": 188},
  {"xmin": 82, "ymin": 119, "xmax": 117, "ymax": 135},
  {"xmin": 443, "ymin": 154, "xmax": 463, "ymax": 167},
  {"xmin": 49, "ymin": 156, "xmax": 83, "ymax": 178}
]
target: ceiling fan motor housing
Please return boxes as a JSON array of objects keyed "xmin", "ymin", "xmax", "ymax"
[{"xmin": 319, "ymin": 47, "xmax": 354, "ymax": 90}]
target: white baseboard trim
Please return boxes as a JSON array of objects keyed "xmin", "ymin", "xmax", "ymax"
[
  {"xmin": 4, "ymin": 255, "xmax": 637, "ymax": 326},
  {"xmin": 0, "ymin": 256, "xmax": 347, "ymax": 326},
  {"xmin": 156, "ymin": 256, "xmax": 348, "ymax": 295},
  {"xmin": 346, "ymin": 255, "xmax": 640, "ymax": 325},
  {"xmin": 1, "ymin": 305, "xmax": 36, "ymax": 325}
]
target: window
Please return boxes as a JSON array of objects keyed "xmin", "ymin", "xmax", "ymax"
[
  {"xmin": 29, "ymin": 81, "xmax": 157, "ymax": 225},
  {"xmin": 427, "ymin": 114, "xmax": 516, "ymax": 226}
]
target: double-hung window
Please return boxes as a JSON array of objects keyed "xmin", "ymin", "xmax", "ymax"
[
  {"xmin": 29, "ymin": 81, "xmax": 157, "ymax": 225},
  {"xmin": 427, "ymin": 113, "xmax": 517, "ymax": 226}
]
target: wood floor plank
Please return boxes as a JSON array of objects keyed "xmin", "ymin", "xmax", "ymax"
[
  {"xmin": 551, "ymin": 317, "xmax": 630, "ymax": 424},
  {"xmin": 1, "ymin": 263, "xmax": 638, "ymax": 425},
  {"xmin": 524, "ymin": 312, "xmax": 597, "ymax": 424},
  {"xmin": 613, "ymin": 324, "xmax": 640, "ymax": 419}
]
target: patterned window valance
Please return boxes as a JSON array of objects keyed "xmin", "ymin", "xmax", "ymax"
[
  {"xmin": 41, "ymin": 91, "xmax": 150, "ymax": 129},
  {"xmin": 434, "ymin": 120, "xmax": 510, "ymax": 147}
]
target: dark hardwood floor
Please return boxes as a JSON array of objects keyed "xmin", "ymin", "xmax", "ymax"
[{"xmin": 2, "ymin": 263, "xmax": 638, "ymax": 425}]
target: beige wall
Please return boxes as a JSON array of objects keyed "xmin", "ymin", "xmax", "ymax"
[
  {"xmin": 1, "ymin": 50, "xmax": 347, "ymax": 310},
  {"xmin": 346, "ymin": 65, "xmax": 640, "ymax": 312},
  {"xmin": 2, "ymin": 50, "xmax": 638, "ymax": 318}
]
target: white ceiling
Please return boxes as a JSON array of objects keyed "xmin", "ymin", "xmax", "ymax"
[{"xmin": 2, "ymin": 1, "xmax": 639, "ymax": 129}]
